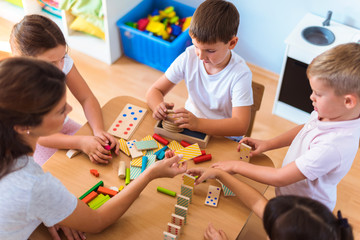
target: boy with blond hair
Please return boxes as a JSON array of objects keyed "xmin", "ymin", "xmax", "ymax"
[
  {"xmin": 212, "ymin": 43, "xmax": 360, "ymax": 210},
  {"xmin": 146, "ymin": 0, "xmax": 253, "ymax": 139}
]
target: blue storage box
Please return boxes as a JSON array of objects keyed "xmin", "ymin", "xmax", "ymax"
[{"xmin": 116, "ymin": 0, "xmax": 195, "ymax": 72}]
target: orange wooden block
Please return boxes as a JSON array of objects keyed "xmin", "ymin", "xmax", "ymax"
[
  {"xmin": 90, "ymin": 169, "xmax": 99, "ymax": 177},
  {"xmin": 97, "ymin": 186, "xmax": 118, "ymax": 197},
  {"xmin": 81, "ymin": 191, "xmax": 98, "ymax": 204}
]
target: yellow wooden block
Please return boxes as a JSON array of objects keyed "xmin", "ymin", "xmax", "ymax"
[
  {"xmin": 119, "ymin": 138, "xmax": 130, "ymax": 156},
  {"xmin": 131, "ymin": 156, "xmax": 143, "ymax": 167},
  {"xmin": 175, "ymin": 143, "xmax": 202, "ymax": 162},
  {"xmin": 168, "ymin": 140, "xmax": 184, "ymax": 151}
]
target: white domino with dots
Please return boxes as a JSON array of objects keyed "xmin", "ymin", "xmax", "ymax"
[{"xmin": 205, "ymin": 185, "xmax": 221, "ymax": 207}]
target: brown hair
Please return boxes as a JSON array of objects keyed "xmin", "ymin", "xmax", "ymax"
[
  {"xmin": 263, "ymin": 195, "xmax": 353, "ymax": 240},
  {"xmin": 189, "ymin": 0, "xmax": 239, "ymax": 44},
  {"xmin": 0, "ymin": 57, "xmax": 66, "ymax": 179},
  {"xmin": 307, "ymin": 43, "xmax": 360, "ymax": 97},
  {"xmin": 10, "ymin": 14, "xmax": 66, "ymax": 57}
]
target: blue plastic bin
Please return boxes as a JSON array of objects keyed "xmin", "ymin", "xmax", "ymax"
[{"xmin": 116, "ymin": 0, "xmax": 195, "ymax": 72}]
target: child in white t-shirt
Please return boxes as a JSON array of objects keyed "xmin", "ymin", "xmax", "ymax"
[
  {"xmin": 212, "ymin": 43, "xmax": 360, "ymax": 210},
  {"xmin": 146, "ymin": 0, "xmax": 253, "ymax": 138},
  {"xmin": 10, "ymin": 14, "xmax": 119, "ymax": 165}
]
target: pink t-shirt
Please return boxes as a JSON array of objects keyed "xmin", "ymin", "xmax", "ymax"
[{"xmin": 276, "ymin": 111, "xmax": 360, "ymax": 210}]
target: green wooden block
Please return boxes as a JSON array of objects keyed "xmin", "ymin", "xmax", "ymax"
[{"xmin": 79, "ymin": 180, "xmax": 104, "ymax": 200}]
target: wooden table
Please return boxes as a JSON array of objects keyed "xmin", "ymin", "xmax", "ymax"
[{"xmin": 30, "ymin": 96, "xmax": 274, "ymax": 240}]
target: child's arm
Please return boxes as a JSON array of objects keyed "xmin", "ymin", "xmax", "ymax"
[
  {"xmin": 212, "ymin": 161, "xmax": 306, "ymax": 187},
  {"xmin": 239, "ymin": 124, "xmax": 304, "ymax": 156},
  {"xmin": 187, "ymin": 167, "xmax": 268, "ymax": 219},
  {"xmin": 59, "ymin": 153, "xmax": 187, "ymax": 233},
  {"xmin": 37, "ymin": 134, "xmax": 112, "ymax": 164},
  {"xmin": 66, "ymin": 65, "xmax": 119, "ymax": 155},
  {"xmin": 146, "ymin": 74, "xmax": 176, "ymax": 120},
  {"xmin": 174, "ymin": 106, "xmax": 251, "ymax": 136}
]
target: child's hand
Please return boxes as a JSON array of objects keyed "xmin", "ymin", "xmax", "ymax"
[
  {"xmin": 239, "ymin": 137, "xmax": 267, "ymax": 156},
  {"xmin": 148, "ymin": 153, "xmax": 187, "ymax": 179},
  {"xmin": 211, "ymin": 161, "xmax": 239, "ymax": 174},
  {"xmin": 153, "ymin": 102, "xmax": 174, "ymax": 120},
  {"xmin": 48, "ymin": 224, "xmax": 86, "ymax": 240},
  {"xmin": 173, "ymin": 108, "xmax": 199, "ymax": 130},
  {"xmin": 94, "ymin": 130, "xmax": 120, "ymax": 155},
  {"xmin": 186, "ymin": 168, "xmax": 222, "ymax": 185},
  {"xmin": 204, "ymin": 222, "xmax": 228, "ymax": 240},
  {"xmin": 79, "ymin": 136, "xmax": 112, "ymax": 164}
]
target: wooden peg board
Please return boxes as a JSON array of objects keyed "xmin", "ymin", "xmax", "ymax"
[{"xmin": 108, "ymin": 104, "xmax": 147, "ymax": 140}]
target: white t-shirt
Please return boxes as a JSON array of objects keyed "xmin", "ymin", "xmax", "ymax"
[
  {"xmin": 165, "ymin": 45, "xmax": 253, "ymax": 119},
  {"xmin": 276, "ymin": 111, "xmax": 360, "ymax": 210},
  {"xmin": 0, "ymin": 155, "xmax": 78, "ymax": 239}
]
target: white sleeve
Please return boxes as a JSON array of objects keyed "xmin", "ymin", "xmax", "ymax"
[
  {"xmin": 29, "ymin": 173, "xmax": 78, "ymax": 227},
  {"xmin": 62, "ymin": 54, "xmax": 74, "ymax": 75},
  {"xmin": 165, "ymin": 49, "xmax": 187, "ymax": 84},
  {"xmin": 231, "ymin": 70, "xmax": 253, "ymax": 107}
]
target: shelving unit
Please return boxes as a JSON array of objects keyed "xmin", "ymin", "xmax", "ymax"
[{"xmin": 0, "ymin": 0, "xmax": 143, "ymax": 64}]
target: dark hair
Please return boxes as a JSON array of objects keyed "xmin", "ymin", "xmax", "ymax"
[
  {"xmin": 0, "ymin": 57, "xmax": 66, "ymax": 179},
  {"xmin": 10, "ymin": 14, "xmax": 66, "ymax": 57},
  {"xmin": 189, "ymin": 0, "xmax": 240, "ymax": 44},
  {"xmin": 263, "ymin": 195, "xmax": 353, "ymax": 240}
]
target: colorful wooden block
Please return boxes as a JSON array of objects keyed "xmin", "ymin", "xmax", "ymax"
[
  {"xmin": 163, "ymin": 231, "xmax": 178, "ymax": 240},
  {"xmin": 90, "ymin": 169, "xmax": 99, "ymax": 177},
  {"xmin": 125, "ymin": 168, "xmax": 130, "ymax": 185},
  {"xmin": 131, "ymin": 154, "xmax": 156, "ymax": 167},
  {"xmin": 81, "ymin": 191, "xmax": 98, "ymax": 204},
  {"xmin": 118, "ymin": 138, "xmax": 130, "ymax": 156},
  {"xmin": 175, "ymin": 204, "xmax": 188, "ymax": 224},
  {"xmin": 239, "ymin": 142, "xmax": 251, "ymax": 162},
  {"xmin": 193, "ymin": 154, "xmax": 212, "ymax": 164},
  {"xmin": 141, "ymin": 135, "xmax": 164, "ymax": 152},
  {"xmin": 175, "ymin": 143, "xmax": 202, "ymax": 162},
  {"xmin": 126, "ymin": 140, "xmax": 143, "ymax": 158},
  {"xmin": 153, "ymin": 133, "xmax": 169, "ymax": 145},
  {"xmin": 167, "ymin": 223, "xmax": 181, "ymax": 236},
  {"xmin": 183, "ymin": 173, "xmax": 196, "ymax": 188},
  {"xmin": 171, "ymin": 213, "xmax": 185, "ymax": 227},
  {"xmin": 157, "ymin": 186, "xmax": 177, "ymax": 197},
  {"xmin": 168, "ymin": 140, "xmax": 184, "ymax": 151},
  {"xmin": 88, "ymin": 194, "xmax": 110, "ymax": 210},
  {"xmin": 97, "ymin": 186, "xmax": 118, "ymax": 197},
  {"xmin": 180, "ymin": 184, "xmax": 193, "ymax": 203},
  {"xmin": 135, "ymin": 140, "xmax": 158, "ymax": 150},
  {"xmin": 177, "ymin": 194, "xmax": 190, "ymax": 208},
  {"xmin": 108, "ymin": 104, "xmax": 147, "ymax": 140},
  {"xmin": 141, "ymin": 156, "xmax": 148, "ymax": 173},
  {"xmin": 130, "ymin": 156, "xmax": 156, "ymax": 180},
  {"xmin": 205, "ymin": 185, "xmax": 221, "ymax": 207},
  {"xmin": 79, "ymin": 180, "xmax": 104, "ymax": 200},
  {"xmin": 217, "ymin": 179, "xmax": 235, "ymax": 196}
]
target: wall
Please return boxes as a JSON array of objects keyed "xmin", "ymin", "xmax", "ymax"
[{"xmin": 180, "ymin": 0, "xmax": 360, "ymax": 74}]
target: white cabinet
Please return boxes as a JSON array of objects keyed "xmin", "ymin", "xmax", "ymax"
[{"xmin": 0, "ymin": 0, "xmax": 143, "ymax": 64}]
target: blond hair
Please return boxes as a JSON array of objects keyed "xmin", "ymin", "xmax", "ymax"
[
  {"xmin": 307, "ymin": 43, "xmax": 360, "ymax": 97},
  {"xmin": 189, "ymin": 0, "xmax": 239, "ymax": 44}
]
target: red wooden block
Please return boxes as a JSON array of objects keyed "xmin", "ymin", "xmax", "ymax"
[
  {"xmin": 97, "ymin": 186, "xmax": 118, "ymax": 197},
  {"xmin": 193, "ymin": 154, "xmax": 212, "ymax": 164},
  {"xmin": 153, "ymin": 133, "xmax": 169, "ymax": 145},
  {"xmin": 180, "ymin": 140, "xmax": 191, "ymax": 147},
  {"xmin": 81, "ymin": 191, "xmax": 98, "ymax": 204},
  {"xmin": 201, "ymin": 150, "xmax": 206, "ymax": 155},
  {"xmin": 90, "ymin": 169, "xmax": 99, "ymax": 177}
]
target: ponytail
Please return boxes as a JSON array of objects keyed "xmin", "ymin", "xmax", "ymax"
[{"xmin": 337, "ymin": 211, "xmax": 354, "ymax": 240}]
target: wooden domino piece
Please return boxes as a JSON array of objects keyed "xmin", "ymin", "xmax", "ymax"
[
  {"xmin": 171, "ymin": 213, "xmax": 185, "ymax": 227},
  {"xmin": 175, "ymin": 143, "xmax": 202, "ymax": 162},
  {"xmin": 118, "ymin": 161, "xmax": 126, "ymax": 179},
  {"xmin": 167, "ymin": 223, "xmax": 181, "ymax": 236},
  {"xmin": 118, "ymin": 138, "xmax": 131, "ymax": 156},
  {"xmin": 205, "ymin": 185, "xmax": 221, "ymax": 207},
  {"xmin": 183, "ymin": 173, "xmax": 196, "ymax": 188},
  {"xmin": 134, "ymin": 140, "xmax": 158, "ymax": 150},
  {"xmin": 174, "ymin": 204, "xmax": 188, "ymax": 224},
  {"xmin": 180, "ymin": 184, "xmax": 193, "ymax": 203},
  {"xmin": 168, "ymin": 140, "xmax": 184, "ymax": 151},
  {"xmin": 163, "ymin": 231, "xmax": 178, "ymax": 240},
  {"xmin": 108, "ymin": 104, "xmax": 147, "ymax": 140},
  {"xmin": 126, "ymin": 140, "xmax": 143, "ymax": 158},
  {"xmin": 239, "ymin": 142, "xmax": 251, "ymax": 162},
  {"xmin": 177, "ymin": 194, "xmax": 190, "ymax": 208}
]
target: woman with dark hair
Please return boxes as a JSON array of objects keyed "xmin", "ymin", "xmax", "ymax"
[
  {"xmin": 187, "ymin": 167, "xmax": 354, "ymax": 240},
  {"xmin": 0, "ymin": 57, "xmax": 187, "ymax": 239}
]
